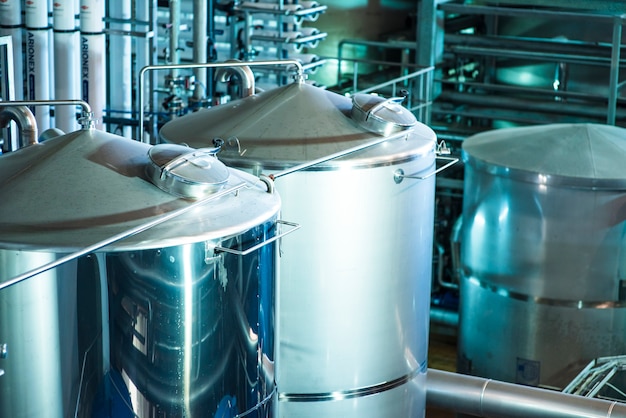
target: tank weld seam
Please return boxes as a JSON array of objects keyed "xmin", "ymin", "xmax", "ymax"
[
  {"xmin": 278, "ymin": 362, "xmax": 426, "ymax": 402},
  {"xmin": 607, "ymin": 401, "xmax": 616, "ymax": 417},
  {"xmin": 480, "ymin": 379, "xmax": 490, "ymax": 416},
  {"xmin": 466, "ymin": 276, "xmax": 626, "ymax": 308}
]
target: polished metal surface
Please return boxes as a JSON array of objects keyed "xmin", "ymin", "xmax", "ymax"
[
  {"xmin": 426, "ymin": 368, "xmax": 626, "ymax": 418},
  {"xmin": 0, "ymin": 125, "xmax": 282, "ymax": 417},
  {"xmin": 0, "ymin": 249, "xmax": 97, "ymax": 418},
  {"xmin": 107, "ymin": 219, "xmax": 278, "ymax": 417},
  {"xmin": 459, "ymin": 123, "xmax": 626, "ymax": 388},
  {"xmin": 146, "ymin": 143, "xmax": 230, "ymax": 199},
  {"xmin": 160, "ymin": 81, "xmax": 438, "ymax": 417},
  {"xmin": 350, "ymin": 93, "xmax": 416, "ymax": 136},
  {"xmin": 462, "ymin": 123, "xmax": 626, "ymax": 189},
  {"xmin": 160, "ymin": 80, "xmax": 433, "ymax": 172},
  {"xmin": 0, "ymin": 128, "xmax": 279, "ymax": 251}
]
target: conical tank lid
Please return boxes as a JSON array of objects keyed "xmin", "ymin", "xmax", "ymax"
[
  {"xmin": 462, "ymin": 123, "xmax": 626, "ymax": 189},
  {"xmin": 0, "ymin": 129, "xmax": 279, "ymax": 251},
  {"xmin": 159, "ymin": 82, "xmax": 436, "ymax": 171}
]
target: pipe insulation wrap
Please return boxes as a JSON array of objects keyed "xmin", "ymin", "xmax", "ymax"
[
  {"xmin": 79, "ymin": 0, "xmax": 104, "ymax": 33},
  {"xmin": 24, "ymin": 0, "xmax": 48, "ymax": 29},
  {"xmin": 25, "ymin": 29, "xmax": 51, "ymax": 129},
  {"xmin": 80, "ymin": 0, "xmax": 106, "ymax": 130},
  {"xmin": 108, "ymin": 0, "xmax": 132, "ymax": 137},
  {"xmin": 53, "ymin": 31, "xmax": 79, "ymax": 133},
  {"xmin": 54, "ymin": 0, "xmax": 79, "ymax": 133},
  {"xmin": 0, "ymin": 0, "xmax": 21, "ymax": 25},
  {"xmin": 426, "ymin": 369, "xmax": 626, "ymax": 418},
  {"xmin": 53, "ymin": 0, "xmax": 76, "ymax": 31},
  {"xmin": 24, "ymin": 0, "xmax": 51, "ymax": 129}
]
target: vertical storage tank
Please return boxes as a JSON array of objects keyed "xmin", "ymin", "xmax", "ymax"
[
  {"xmin": 160, "ymin": 75, "xmax": 437, "ymax": 417},
  {"xmin": 0, "ymin": 127, "xmax": 282, "ymax": 417},
  {"xmin": 459, "ymin": 123, "xmax": 626, "ymax": 388}
]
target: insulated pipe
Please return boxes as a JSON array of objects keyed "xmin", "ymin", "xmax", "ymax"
[
  {"xmin": 0, "ymin": 106, "xmax": 38, "ymax": 147},
  {"xmin": 0, "ymin": 0, "xmax": 24, "ymax": 100},
  {"xmin": 426, "ymin": 368, "xmax": 626, "ymax": 418},
  {"xmin": 108, "ymin": 0, "xmax": 132, "ymax": 137},
  {"xmin": 80, "ymin": 0, "xmax": 106, "ymax": 130},
  {"xmin": 24, "ymin": 0, "xmax": 51, "ymax": 130},
  {"xmin": 53, "ymin": 0, "xmax": 80, "ymax": 133}
]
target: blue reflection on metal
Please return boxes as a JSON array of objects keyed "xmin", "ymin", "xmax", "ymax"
[{"xmin": 106, "ymin": 220, "xmax": 277, "ymax": 417}]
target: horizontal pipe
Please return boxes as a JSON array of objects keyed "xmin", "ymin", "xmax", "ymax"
[
  {"xmin": 426, "ymin": 369, "xmax": 626, "ymax": 418},
  {"xmin": 438, "ymin": 3, "xmax": 626, "ymax": 23},
  {"xmin": 445, "ymin": 34, "xmax": 623, "ymax": 66},
  {"xmin": 138, "ymin": 59, "xmax": 305, "ymax": 143},
  {"xmin": 0, "ymin": 99, "xmax": 92, "ymax": 115},
  {"xmin": 429, "ymin": 307, "xmax": 458, "ymax": 328}
]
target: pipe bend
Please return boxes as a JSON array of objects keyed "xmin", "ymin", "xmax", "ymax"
[
  {"xmin": 215, "ymin": 59, "xmax": 255, "ymax": 99},
  {"xmin": 0, "ymin": 106, "xmax": 38, "ymax": 147}
]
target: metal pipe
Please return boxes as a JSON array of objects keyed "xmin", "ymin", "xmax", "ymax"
[
  {"xmin": 214, "ymin": 60, "xmax": 255, "ymax": 99},
  {"xmin": 0, "ymin": 105, "xmax": 38, "ymax": 146},
  {"xmin": 426, "ymin": 368, "xmax": 626, "ymax": 417},
  {"xmin": 0, "ymin": 100, "xmax": 94, "ymax": 129},
  {"xmin": 192, "ymin": 0, "xmax": 208, "ymax": 102},
  {"xmin": 169, "ymin": 0, "xmax": 181, "ymax": 82},
  {"xmin": 607, "ymin": 16, "xmax": 623, "ymax": 125},
  {"xmin": 138, "ymin": 59, "xmax": 304, "ymax": 143},
  {"xmin": 429, "ymin": 307, "xmax": 458, "ymax": 328},
  {"xmin": 445, "ymin": 33, "xmax": 624, "ymax": 66}
]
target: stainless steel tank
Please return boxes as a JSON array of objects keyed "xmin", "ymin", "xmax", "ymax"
[
  {"xmin": 0, "ymin": 126, "xmax": 283, "ymax": 417},
  {"xmin": 459, "ymin": 123, "xmax": 626, "ymax": 389},
  {"xmin": 159, "ymin": 75, "xmax": 437, "ymax": 417}
]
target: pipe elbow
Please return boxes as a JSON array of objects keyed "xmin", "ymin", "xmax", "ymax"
[
  {"xmin": 215, "ymin": 60, "xmax": 255, "ymax": 99},
  {"xmin": 0, "ymin": 106, "xmax": 39, "ymax": 147}
]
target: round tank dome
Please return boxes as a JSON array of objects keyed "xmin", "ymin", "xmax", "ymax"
[{"xmin": 462, "ymin": 123, "xmax": 626, "ymax": 189}]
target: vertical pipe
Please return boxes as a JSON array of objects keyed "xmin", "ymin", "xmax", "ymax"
[
  {"xmin": 24, "ymin": 0, "xmax": 51, "ymax": 130},
  {"xmin": 135, "ymin": 0, "xmax": 151, "ymax": 141},
  {"xmin": 0, "ymin": 0, "xmax": 24, "ymax": 100},
  {"xmin": 53, "ymin": 0, "xmax": 80, "ymax": 133},
  {"xmin": 193, "ymin": 0, "xmax": 208, "ymax": 102},
  {"xmin": 607, "ymin": 15, "xmax": 623, "ymax": 126},
  {"xmin": 108, "ymin": 0, "xmax": 132, "ymax": 137},
  {"xmin": 80, "ymin": 0, "xmax": 106, "ymax": 130},
  {"xmin": 169, "ymin": 0, "xmax": 181, "ymax": 78}
]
